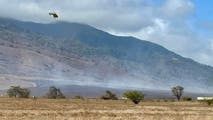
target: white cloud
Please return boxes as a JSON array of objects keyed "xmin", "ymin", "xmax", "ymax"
[
  {"xmin": 117, "ymin": 18, "xmax": 213, "ymax": 66},
  {"xmin": 159, "ymin": 0, "xmax": 194, "ymax": 19}
]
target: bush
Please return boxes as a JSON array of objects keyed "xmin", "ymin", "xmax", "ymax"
[
  {"xmin": 74, "ymin": 96, "xmax": 84, "ymax": 99},
  {"xmin": 100, "ymin": 90, "xmax": 118, "ymax": 100},
  {"xmin": 200, "ymin": 99, "xmax": 213, "ymax": 106},
  {"xmin": 123, "ymin": 90, "xmax": 144, "ymax": 104},
  {"xmin": 7, "ymin": 86, "xmax": 30, "ymax": 98},
  {"xmin": 182, "ymin": 96, "xmax": 192, "ymax": 101},
  {"xmin": 206, "ymin": 100, "xmax": 213, "ymax": 106},
  {"xmin": 46, "ymin": 86, "xmax": 65, "ymax": 99}
]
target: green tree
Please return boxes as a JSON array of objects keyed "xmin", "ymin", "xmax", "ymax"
[
  {"xmin": 123, "ymin": 90, "xmax": 144, "ymax": 104},
  {"xmin": 172, "ymin": 86, "xmax": 184, "ymax": 101},
  {"xmin": 7, "ymin": 86, "xmax": 30, "ymax": 98},
  {"xmin": 46, "ymin": 86, "xmax": 65, "ymax": 99},
  {"xmin": 100, "ymin": 90, "xmax": 118, "ymax": 100}
]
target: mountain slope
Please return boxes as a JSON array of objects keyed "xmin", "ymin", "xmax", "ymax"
[{"xmin": 0, "ymin": 18, "xmax": 212, "ymax": 93}]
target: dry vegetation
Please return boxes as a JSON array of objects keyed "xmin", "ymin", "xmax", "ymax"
[{"xmin": 0, "ymin": 98, "xmax": 212, "ymax": 120}]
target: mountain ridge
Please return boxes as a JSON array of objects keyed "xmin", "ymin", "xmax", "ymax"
[{"xmin": 0, "ymin": 17, "xmax": 212, "ymax": 93}]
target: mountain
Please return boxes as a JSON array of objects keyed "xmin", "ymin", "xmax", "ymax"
[{"xmin": 0, "ymin": 18, "xmax": 212, "ymax": 94}]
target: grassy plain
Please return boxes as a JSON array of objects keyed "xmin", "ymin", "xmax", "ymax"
[{"xmin": 0, "ymin": 98, "xmax": 212, "ymax": 120}]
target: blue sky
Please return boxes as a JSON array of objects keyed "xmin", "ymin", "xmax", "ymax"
[
  {"xmin": 192, "ymin": 0, "xmax": 213, "ymax": 36},
  {"xmin": 0, "ymin": 0, "xmax": 213, "ymax": 66},
  {"xmin": 194, "ymin": 0, "xmax": 213, "ymax": 21}
]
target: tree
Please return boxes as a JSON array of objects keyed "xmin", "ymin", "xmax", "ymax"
[
  {"xmin": 123, "ymin": 90, "xmax": 144, "ymax": 104},
  {"xmin": 172, "ymin": 86, "xmax": 184, "ymax": 101},
  {"xmin": 46, "ymin": 86, "xmax": 65, "ymax": 99},
  {"xmin": 100, "ymin": 90, "xmax": 118, "ymax": 100},
  {"xmin": 7, "ymin": 86, "xmax": 30, "ymax": 98},
  {"xmin": 57, "ymin": 88, "xmax": 66, "ymax": 98}
]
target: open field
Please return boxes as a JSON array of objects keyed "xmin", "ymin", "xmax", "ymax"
[{"xmin": 0, "ymin": 98, "xmax": 212, "ymax": 120}]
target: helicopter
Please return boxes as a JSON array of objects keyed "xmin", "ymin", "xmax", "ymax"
[{"xmin": 49, "ymin": 12, "xmax": 58, "ymax": 18}]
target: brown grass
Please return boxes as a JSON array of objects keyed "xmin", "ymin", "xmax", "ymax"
[{"xmin": 0, "ymin": 98, "xmax": 212, "ymax": 120}]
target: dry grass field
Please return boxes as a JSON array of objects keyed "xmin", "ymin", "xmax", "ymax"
[{"xmin": 0, "ymin": 98, "xmax": 212, "ymax": 120}]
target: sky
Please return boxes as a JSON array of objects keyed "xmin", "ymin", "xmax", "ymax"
[{"xmin": 0, "ymin": 0, "xmax": 213, "ymax": 66}]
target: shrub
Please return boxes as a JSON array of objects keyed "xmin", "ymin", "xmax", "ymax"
[
  {"xmin": 200, "ymin": 99, "xmax": 213, "ymax": 106},
  {"xmin": 100, "ymin": 90, "xmax": 118, "ymax": 100},
  {"xmin": 123, "ymin": 90, "xmax": 144, "ymax": 104},
  {"xmin": 74, "ymin": 96, "xmax": 84, "ymax": 99},
  {"xmin": 46, "ymin": 86, "xmax": 65, "ymax": 99},
  {"xmin": 206, "ymin": 100, "xmax": 213, "ymax": 106},
  {"xmin": 182, "ymin": 96, "xmax": 192, "ymax": 101},
  {"xmin": 7, "ymin": 86, "xmax": 30, "ymax": 98}
]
